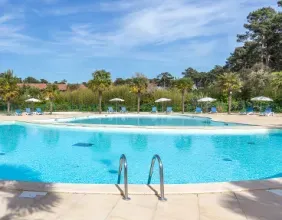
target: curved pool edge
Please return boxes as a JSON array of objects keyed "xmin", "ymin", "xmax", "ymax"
[
  {"xmin": 1, "ymin": 178, "xmax": 282, "ymax": 194},
  {"xmin": 8, "ymin": 120, "xmax": 274, "ymax": 135}
]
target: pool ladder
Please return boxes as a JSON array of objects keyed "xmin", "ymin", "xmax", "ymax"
[
  {"xmin": 117, "ymin": 154, "xmax": 166, "ymax": 201},
  {"xmin": 117, "ymin": 154, "xmax": 130, "ymax": 200},
  {"xmin": 148, "ymin": 154, "xmax": 167, "ymax": 201}
]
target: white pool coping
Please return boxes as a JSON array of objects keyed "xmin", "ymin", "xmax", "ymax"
[
  {"xmin": 10, "ymin": 120, "xmax": 274, "ymax": 135},
  {"xmin": 1, "ymin": 178, "xmax": 282, "ymax": 194}
]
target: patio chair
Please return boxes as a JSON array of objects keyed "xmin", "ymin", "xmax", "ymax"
[
  {"xmin": 36, "ymin": 108, "xmax": 43, "ymax": 115},
  {"xmin": 166, "ymin": 106, "xmax": 173, "ymax": 114},
  {"xmin": 15, "ymin": 109, "xmax": 22, "ymax": 116},
  {"xmin": 26, "ymin": 108, "xmax": 32, "ymax": 115},
  {"xmin": 209, "ymin": 107, "xmax": 217, "ymax": 114},
  {"xmin": 260, "ymin": 107, "xmax": 274, "ymax": 116},
  {"xmin": 107, "ymin": 106, "xmax": 114, "ymax": 113},
  {"xmin": 240, "ymin": 107, "xmax": 254, "ymax": 115},
  {"xmin": 120, "ymin": 106, "xmax": 127, "ymax": 113},
  {"xmin": 195, "ymin": 107, "xmax": 202, "ymax": 114},
  {"xmin": 151, "ymin": 106, "xmax": 158, "ymax": 113}
]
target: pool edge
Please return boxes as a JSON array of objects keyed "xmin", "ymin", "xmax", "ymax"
[{"xmin": 1, "ymin": 178, "xmax": 282, "ymax": 194}]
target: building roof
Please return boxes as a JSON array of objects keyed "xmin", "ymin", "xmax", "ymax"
[{"xmin": 18, "ymin": 83, "xmax": 68, "ymax": 91}]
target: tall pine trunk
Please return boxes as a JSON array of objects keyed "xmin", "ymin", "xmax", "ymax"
[
  {"xmin": 228, "ymin": 92, "xmax": 232, "ymax": 114},
  {"xmin": 50, "ymin": 100, "xmax": 53, "ymax": 115},
  {"xmin": 181, "ymin": 90, "xmax": 185, "ymax": 114},
  {"xmin": 137, "ymin": 92, "xmax": 141, "ymax": 113},
  {"xmin": 7, "ymin": 100, "xmax": 11, "ymax": 114},
  {"xmin": 99, "ymin": 91, "xmax": 102, "ymax": 114}
]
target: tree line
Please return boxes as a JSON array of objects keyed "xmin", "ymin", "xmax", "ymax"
[{"xmin": 0, "ymin": 2, "xmax": 281, "ymax": 114}]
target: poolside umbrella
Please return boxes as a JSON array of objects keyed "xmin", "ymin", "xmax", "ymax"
[
  {"xmin": 109, "ymin": 98, "xmax": 124, "ymax": 112},
  {"xmin": 197, "ymin": 97, "xmax": 216, "ymax": 112},
  {"xmin": 25, "ymin": 98, "xmax": 41, "ymax": 111},
  {"xmin": 251, "ymin": 96, "xmax": 273, "ymax": 111},
  {"xmin": 25, "ymin": 98, "xmax": 41, "ymax": 103},
  {"xmin": 251, "ymin": 96, "xmax": 273, "ymax": 102},
  {"xmin": 197, "ymin": 97, "xmax": 217, "ymax": 102},
  {"xmin": 155, "ymin": 98, "xmax": 171, "ymax": 112}
]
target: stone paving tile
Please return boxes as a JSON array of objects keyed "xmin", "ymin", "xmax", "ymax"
[
  {"xmin": 106, "ymin": 195, "xmax": 158, "ymax": 220},
  {"xmin": 0, "ymin": 192, "xmax": 84, "ymax": 220},
  {"xmin": 153, "ymin": 194, "xmax": 199, "ymax": 220},
  {"xmin": 59, "ymin": 194, "xmax": 120, "ymax": 220},
  {"xmin": 235, "ymin": 190, "xmax": 282, "ymax": 220},
  {"xmin": 198, "ymin": 192, "xmax": 246, "ymax": 220}
]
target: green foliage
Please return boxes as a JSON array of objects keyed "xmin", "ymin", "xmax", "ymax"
[
  {"xmin": 216, "ymin": 73, "xmax": 242, "ymax": 94},
  {"xmin": 88, "ymin": 69, "xmax": 112, "ymax": 113},
  {"xmin": 44, "ymin": 84, "xmax": 59, "ymax": 114},
  {"xmin": 131, "ymin": 73, "xmax": 149, "ymax": 94},
  {"xmin": 0, "ymin": 70, "xmax": 19, "ymax": 113},
  {"xmin": 23, "ymin": 76, "xmax": 40, "ymax": 83},
  {"xmin": 228, "ymin": 7, "xmax": 282, "ymax": 71},
  {"xmin": 131, "ymin": 73, "xmax": 149, "ymax": 113},
  {"xmin": 88, "ymin": 70, "xmax": 111, "ymax": 93},
  {"xmin": 174, "ymin": 77, "xmax": 194, "ymax": 113},
  {"xmin": 156, "ymin": 72, "xmax": 174, "ymax": 88}
]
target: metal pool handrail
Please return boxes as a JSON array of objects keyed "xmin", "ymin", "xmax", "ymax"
[
  {"xmin": 117, "ymin": 154, "xmax": 130, "ymax": 200},
  {"xmin": 147, "ymin": 154, "xmax": 167, "ymax": 201}
]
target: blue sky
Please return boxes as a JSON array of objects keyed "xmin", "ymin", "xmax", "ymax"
[{"xmin": 0, "ymin": 0, "xmax": 277, "ymax": 83}]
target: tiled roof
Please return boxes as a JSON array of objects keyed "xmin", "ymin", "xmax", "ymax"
[{"xmin": 18, "ymin": 83, "xmax": 68, "ymax": 91}]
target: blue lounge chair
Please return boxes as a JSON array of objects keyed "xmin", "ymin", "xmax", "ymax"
[
  {"xmin": 260, "ymin": 107, "xmax": 274, "ymax": 116},
  {"xmin": 120, "ymin": 106, "xmax": 127, "ymax": 113},
  {"xmin": 240, "ymin": 107, "xmax": 254, "ymax": 115},
  {"xmin": 26, "ymin": 108, "xmax": 32, "ymax": 115},
  {"xmin": 107, "ymin": 106, "xmax": 114, "ymax": 113},
  {"xmin": 15, "ymin": 109, "xmax": 22, "ymax": 116},
  {"xmin": 151, "ymin": 106, "xmax": 157, "ymax": 113},
  {"xmin": 210, "ymin": 107, "xmax": 217, "ymax": 114},
  {"xmin": 36, "ymin": 108, "xmax": 43, "ymax": 115},
  {"xmin": 166, "ymin": 106, "xmax": 173, "ymax": 114},
  {"xmin": 195, "ymin": 107, "xmax": 202, "ymax": 114}
]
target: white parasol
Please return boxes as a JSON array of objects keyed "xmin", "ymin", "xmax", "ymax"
[
  {"xmin": 155, "ymin": 98, "xmax": 171, "ymax": 112},
  {"xmin": 197, "ymin": 97, "xmax": 216, "ymax": 102},
  {"xmin": 109, "ymin": 98, "xmax": 124, "ymax": 112}
]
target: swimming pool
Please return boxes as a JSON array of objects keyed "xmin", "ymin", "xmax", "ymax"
[
  {"xmin": 0, "ymin": 123, "xmax": 281, "ymax": 184},
  {"xmin": 60, "ymin": 115, "xmax": 243, "ymax": 127}
]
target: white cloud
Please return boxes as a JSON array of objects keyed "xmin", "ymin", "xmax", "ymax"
[{"xmin": 0, "ymin": 0, "xmax": 276, "ymax": 66}]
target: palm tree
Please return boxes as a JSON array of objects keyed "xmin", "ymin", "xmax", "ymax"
[
  {"xmin": 0, "ymin": 70, "xmax": 19, "ymax": 114},
  {"xmin": 174, "ymin": 77, "xmax": 194, "ymax": 114},
  {"xmin": 131, "ymin": 73, "xmax": 148, "ymax": 113},
  {"xmin": 157, "ymin": 72, "xmax": 174, "ymax": 88},
  {"xmin": 216, "ymin": 72, "xmax": 242, "ymax": 114},
  {"xmin": 88, "ymin": 70, "xmax": 111, "ymax": 114},
  {"xmin": 44, "ymin": 84, "xmax": 59, "ymax": 114}
]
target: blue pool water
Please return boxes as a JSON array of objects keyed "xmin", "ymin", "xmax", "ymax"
[
  {"xmin": 0, "ymin": 123, "xmax": 281, "ymax": 184},
  {"xmin": 67, "ymin": 116, "xmax": 243, "ymax": 127}
]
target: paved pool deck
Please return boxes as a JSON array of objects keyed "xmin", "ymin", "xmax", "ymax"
[
  {"xmin": 1, "ymin": 187, "xmax": 282, "ymax": 220},
  {"xmin": 0, "ymin": 112, "xmax": 282, "ymax": 219}
]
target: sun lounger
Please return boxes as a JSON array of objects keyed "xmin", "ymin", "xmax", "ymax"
[
  {"xmin": 210, "ymin": 107, "xmax": 217, "ymax": 114},
  {"xmin": 26, "ymin": 108, "xmax": 32, "ymax": 115},
  {"xmin": 120, "ymin": 106, "xmax": 127, "ymax": 113},
  {"xmin": 107, "ymin": 107, "xmax": 114, "ymax": 113},
  {"xmin": 15, "ymin": 109, "xmax": 22, "ymax": 116},
  {"xmin": 240, "ymin": 107, "xmax": 254, "ymax": 115},
  {"xmin": 36, "ymin": 108, "xmax": 43, "ymax": 115},
  {"xmin": 260, "ymin": 107, "xmax": 274, "ymax": 116},
  {"xmin": 195, "ymin": 107, "xmax": 202, "ymax": 113},
  {"xmin": 166, "ymin": 106, "xmax": 173, "ymax": 114},
  {"xmin": 151, "ymin": 106, "xmax": 158, "ymax": 113}
]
